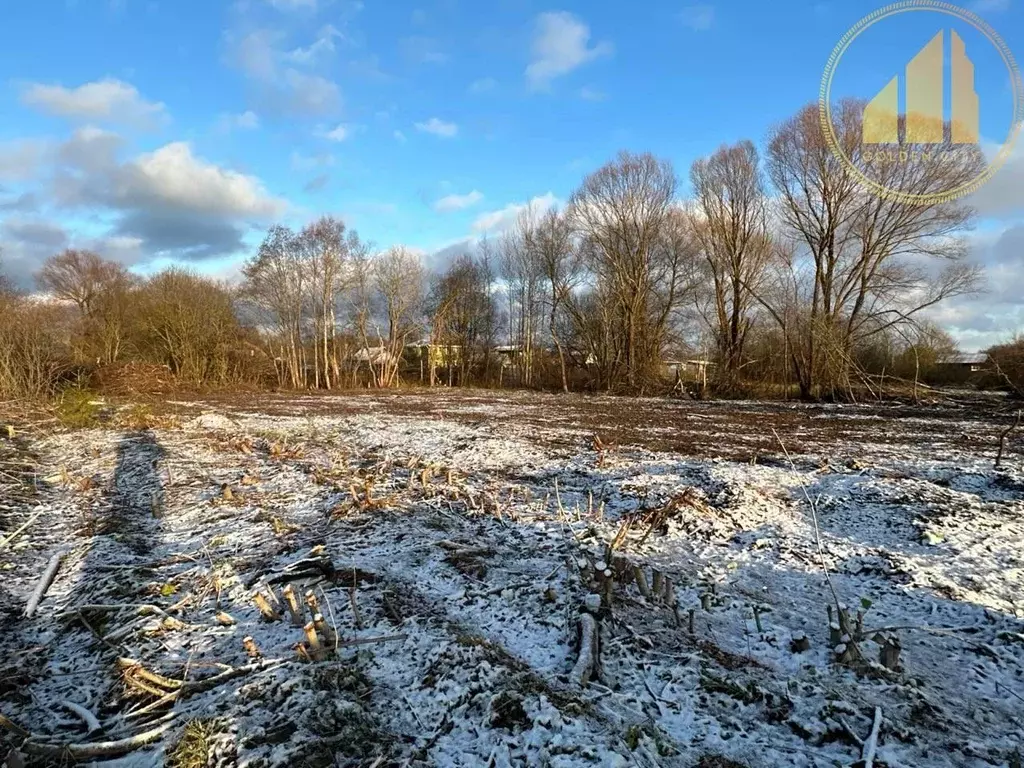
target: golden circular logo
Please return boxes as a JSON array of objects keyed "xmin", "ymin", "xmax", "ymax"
[{"xmin": 820, "ymin": 0, "xmax": 1024, "ymax": 205}]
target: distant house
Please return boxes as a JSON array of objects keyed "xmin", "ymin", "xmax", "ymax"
[
  {"xmin": 493, "ymin": 345, "xmax": 521, "ymax": 367},
  {"xmin": 662, "ymin": 359, "xmax": 716, "ymax": 383},
  {"xmin": 404, "ymin": 341, "xmax": 462, "ymax": 369},
  {"xmin": 352, "ymin": 347, "xmax": 398, "ymax": 366},
  {"xmin": 939, "ymin": 353, "xmax": 986, "ymax": 373},
  {"xmin": 935, "ymin": 353, "xmax": 986, "ymax": 384}
]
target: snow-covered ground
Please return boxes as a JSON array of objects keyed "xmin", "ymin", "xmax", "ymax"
[{"xmin": 1, "ymin": 391, "xmax": 1022, "ymax": 767}]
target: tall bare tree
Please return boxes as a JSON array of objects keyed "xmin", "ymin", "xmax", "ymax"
[
  {"xmin": 527, "ymin": 208, "xmax": 579, "ymax": 393},
  {"xmin": 762, "ymin": 101, "xmax": 982, "ymax": 398},
  {"xmin": 243, "ymin": 225, "xmax": 308, "ymax": 388},
  {"xmin": 428, "ymin": 254, "xmax": 497, "ymax": 386},
  {"xmin": 299, "ymin": 216, "xmax": 357, "ymax": 389},
  {"xmin": 374, "ymin": 246, "xmax": 425, "ymax": 387},
  {"xmin": 501, "ymin": 211, "xmax": 545, "ymax": 386},
  {"xmin": 568, "ymin": 151, "xmax": 685, "ymax": 390},
  {"xmin": 690, "ymin": 141, "xmax": 771, "ymax": 385},
  {"xmin": 35, "ymin": 249, "xmax": 135, "ymax": 364}
]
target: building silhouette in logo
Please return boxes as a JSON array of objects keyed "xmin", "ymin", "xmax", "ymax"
[{"xmin": 863, "ymin": 30, "xmax": 979, "ymax": 144}]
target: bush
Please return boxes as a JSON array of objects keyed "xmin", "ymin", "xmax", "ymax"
[
  {"xmin": 983, "ymin": 337, "xmax": 1024, "ymax": 397},
  {"xmin": 54, "ymin": 387, "xmax": 102, "ymax": 428}
]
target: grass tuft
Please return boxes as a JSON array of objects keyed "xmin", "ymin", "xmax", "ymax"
[{"xmin": 167, "ymin": 719, "xmax": 214, "ymax": 768}]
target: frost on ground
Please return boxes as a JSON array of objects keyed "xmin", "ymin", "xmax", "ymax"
[{"xmin": 1, "ymin": 390, "xmax": 1022, "ymax": 767}]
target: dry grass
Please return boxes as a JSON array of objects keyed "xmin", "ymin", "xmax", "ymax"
[{"xmin": 167, "ymin": 719, "xmax": 214, "ymax": 768}]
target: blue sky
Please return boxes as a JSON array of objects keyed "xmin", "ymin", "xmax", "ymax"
[{"xmin": 0, "ymin": 0, "xmax": 1022, "ymax": 350}]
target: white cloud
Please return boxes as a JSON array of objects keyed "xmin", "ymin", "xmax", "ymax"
[
  {"xmin": 525, "ymin": 12, "xmax": 612, "ymax": 90},
  {"xmin": 235, "ymin": 111, "xmax": 260, "ymax": 129},
  {"xmin": 281, "ymin": 70, "xmax": 341, "ymax": 115},
  {"xmin": 400, "ymin": 36, "xmax": 448, "ymax": 65},
  {"xmin": 14, "ymin": 131, "xmax": 292, "ymax": 267},
  {"xmin": 230, "ymin": 29, "xmax": 283, "ymax": 80},
  {"xmin": 394, "ymin": 130, "xmax": 408, "ymax": 143},
  {"xmin": 217, "ymin": 111, "xmax": 260, "ymax": 132},
  {"xmin": 287, "ymin": 25, "xmax": 344, "ymax": 65},
  {"xmin": 469, "ymin": 77, "xmax": 497, "ymax": 94},
  {"xmin": 320, "ymin": 122, "xmax": 353, "ymax": 141},
  {"xmin": 21, "ymin": 78, "xmax": 167, "ymax": 128},
  {"xmin": 226, "ymin": 29, "xmax": 342, "ymax": 117},
  {"xmin": 679, "ymin": 5, "xmax": 716, "ymax": 31},
  {"xmin": 472, "ymin": 193, "xmax": 561, "ymax": 234},
  {"xmin": 579, "ymin": 86, "xmax": 607, "ymax": 102},
  {"xmin": 119, "ymin": 142, "xmax": 285, "ymax": 218},
  {"xmin": 970, "ymin": 141, "xmax": 1024, "ymax": 219},
  {"xmin": 434, "ymin": 190, "xmax": 483, "ymax": 213},
  {"xmin": 415, "ymin": 117, "xmax": 458, "ymax": 138}
]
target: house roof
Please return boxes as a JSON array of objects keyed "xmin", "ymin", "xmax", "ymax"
[{"xmin": 943, "ymin": 353, "xmax": 986, "ymax": 366}]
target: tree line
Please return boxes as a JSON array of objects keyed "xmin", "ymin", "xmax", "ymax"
[{"xmin": 2, "ymin": 99, "xmax": 1014, "ymax": 401}]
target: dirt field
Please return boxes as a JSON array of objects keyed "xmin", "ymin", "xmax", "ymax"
[{"xmin": 1, "ymin": 389, "xmax": 1022, "ymax": 767}]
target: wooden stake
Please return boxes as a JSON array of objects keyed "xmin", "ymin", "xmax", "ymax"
[
  {"xmin": 313, "ymin": 613, "xmax": 338, "ymax": 647},
  {"xmin": 633, "ymin": 566, "xmax": 653, "ymax": 599},
  {"xmin": 664, "ymin": 579, "xmax": 680, "ymax": 626},
  {"xmin": 862, "ymin": 707, "xmax": 883, "ymax": 768},
  {"xmin": 348, "ymin": 587, "xmax": 363, "ymax": 629},
  {"xmin": 879, "ymin": 634, "xmax": 901, "ymax": 670},
  {"xmin": 281, "ymin": 585, "xmax": 304, "ymax": 626},
  {"xmin": 304, "ymin": 589, "xmax": 320, "ymax": 617},
  {"xmin": 651, "ymin": 570, "xmax": 664, "ymax": 603},
  {"xmin": 242, "ymin": 636, "xmax": 261, "ymax": 658},
  {"xmin": 303, "ymin": 622, "xmax": 324, "ymax": 661},
  {"xmin": 252, "ymin": 592, "xmax": 281, "ymax": 622}
]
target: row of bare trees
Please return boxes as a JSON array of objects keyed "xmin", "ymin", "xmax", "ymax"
[
  {"xmin": 240, "ymin": 217, "xmax": 427, "ymax": 389},
  {"xmin": 492, "ymin": 103, "xmax": 981, "ymax": 397},
  {"xmin": 0, "ymin": 99, "xmax": 993, "ymax": 400}
]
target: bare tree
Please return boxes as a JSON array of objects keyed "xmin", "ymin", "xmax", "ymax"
[
  {"xmin": 374, "ymin": 246, "xmax": 425, "ymax": 387},
  {"xmin": 35, "ymin": 249, "xmax": 135, "ymax": 364},
  {"xmin": 762, "ymin": 101, "xmax": 982, "ymax": 398},
  {"xmin": 299, "ymin": 216, "xmax": 356, "ymax": 389},
  {"xmin": 690, "ymin": 141, "xmax": 771, "ymax": 385},
  {"xmin": 528, "ymin": 208, "xmax": 580, "ymax": 393},
  {"xmin": 501, "ymin": 210, "xmax": 546, "ymax": 386},
  {"xmin": 428, "ymin": 254, "xmax": 497, "ymax": 386},
  {"xmin": 243, "ymin": 226, "xmax": 308, "ymax": 387},
  {"xmin": 36, "ymin": 250, "xmax": 129, "ymax": 317},
  {"xmin": 568, "ymin": 151, "xmax": 685, "ymax": 390}
]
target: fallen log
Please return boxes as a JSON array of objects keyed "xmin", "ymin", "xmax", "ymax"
[
  {"xmin": 24, "ymin": 551, "xmax": 64, "ymax": 619},
  {"xmin": 21, "ymin": 717, "xmax": 176, "ymax": 760},
  {"xmin": 570, "ymin": 600, "xmax": 601, "ymax": 687}
]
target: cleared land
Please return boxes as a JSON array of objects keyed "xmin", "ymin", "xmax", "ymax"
[{"xmin": 1, "ymin": 390, "xmax": 1022, "ymax": 767}]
